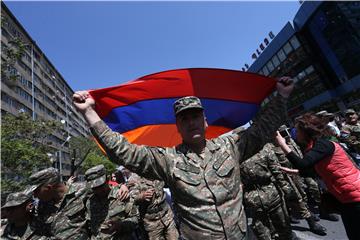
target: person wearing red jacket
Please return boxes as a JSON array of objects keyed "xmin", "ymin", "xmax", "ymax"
[{"xmin": 276, "ymin": 112, "xmax": 360, "ymax": 240}]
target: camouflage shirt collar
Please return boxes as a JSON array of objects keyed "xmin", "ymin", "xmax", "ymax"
[{"xmin": 177, "ymin": 139, "xmax": 219, "ymax": 153}]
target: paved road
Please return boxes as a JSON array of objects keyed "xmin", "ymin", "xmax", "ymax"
[
  {"xmin": 292, "ymin": 214, "xmax": 348, "ymax": 240},
  {"xmin": 247, "ymin": 213, "xmax": 348, "ymax": 240}
]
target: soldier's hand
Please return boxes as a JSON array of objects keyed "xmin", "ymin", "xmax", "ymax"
[
  {"xmin": 276, "ymin": 76, "xmax": 294, "ymax": 98},
  {"xmin": 141, "ymin": 189, "xmax": 155, "ymax": 202},
  {"xmin": 117, "ymin": 184, "xmax": 129, "ymax": 201},
  {"xmin": 72, "ymin": 91, "xmax": 95, "ymax": 114},
  {"xmin": 66, "ymin": 176, "xmax": 76, "ymax": 185}
]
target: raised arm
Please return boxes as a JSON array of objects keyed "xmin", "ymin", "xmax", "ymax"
[
  {"xmin": 73, "ymin": 91, "xmax": 170, "ymax": 181},
  {"xmin": 235, "ymin": 77, "xmax": 294, "ymax": 161}
]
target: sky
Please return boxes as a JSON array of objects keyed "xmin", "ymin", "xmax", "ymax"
[{"xmin": 4, "ymin": 1, "xmax": 301, "ymax": 91}]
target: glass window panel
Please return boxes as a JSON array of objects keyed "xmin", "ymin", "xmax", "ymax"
[
  {"xmin": 290, "ymin": 36, "xmax": 301, "ymax": 49},
  {"xmin": 263, "ymin": 66, "xmax": 269, "ymax": 76},
  {"xmin": 266, "ymin": 61, "xmax": 274, "ymax": 72},
  {"xmin": 271, "ymin": 55, "xmax": 280, "ymax": 67},
  {"xmin": 277, "ymin": 49, "xmax": 286, "ymax": 62},
  {"xmin": 283, "ymin": 42, "xmax": 293, "ymax": 55}
]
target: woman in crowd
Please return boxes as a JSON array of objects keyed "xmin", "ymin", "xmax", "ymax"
[{"xmin": 275, "ymin": 112, "xmax": 360, "ymax": 240}]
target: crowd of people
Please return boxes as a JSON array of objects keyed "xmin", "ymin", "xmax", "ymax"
[{"xmin": 1, "ymin": 77, "xmax": 360, "ymax": 240}]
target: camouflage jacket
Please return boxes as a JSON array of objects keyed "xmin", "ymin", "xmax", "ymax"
[
  {"xmin": 241, "ymin": 143, "xmax": 292, "ymax": 213},
  {"xmin": 32, "ymin": 182, "xmax": 89, "ymax": 240},
  {"xmin": 128, "ymin": 173, "xmax": 169, "ymax": 220},
  {"xmin": 0, "ymin": 221, "xmax": 47, "ymax": 240},
  {"xmin": 342, "ymin": 122, "xmax": 360, "ymax": 153},
  {"xmin": 274, "ymin": 138, "xmax": 303, "ymax": 168},
  {"xmin": 86, "ymin": 185, "xmax": 139, "ymax": 240},
  {"xmin": 90, "ymin": 95, "xmax": 288, "ymax": 240}
]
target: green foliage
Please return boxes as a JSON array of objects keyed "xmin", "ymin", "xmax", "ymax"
[
  {"xmin": 81, "ymin": 152, "xmax": 116, "ymax": 175},
  {"xmin": 1, "ymin": 37, "xmax": 27, "ymax": 83},
  {"xmin": 69, "ymin": 136, "xmax": 116, "ymax": 176},
  {"xmin": 1, "ymin": 113, "xmax": 61, "ymax": 193}
]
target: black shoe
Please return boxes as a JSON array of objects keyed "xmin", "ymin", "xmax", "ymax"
[
  {"xmin": 306, "ymin": 216, "xmax": 327, "ymax": 236},
  {"xmin": 320, "ymin": 213, "xmax": 339, "ymax": 221}
]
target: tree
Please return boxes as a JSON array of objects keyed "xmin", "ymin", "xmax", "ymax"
[
  {"xmin": 1, "ymin": 113, "xmax": 61, "ymax": 194},
  {"xmin": 69, "ymin": 136, "xmax": 117, "ymax": 176}
]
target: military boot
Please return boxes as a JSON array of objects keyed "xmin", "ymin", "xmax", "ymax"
[
  {"xmin": 306, "ymin": 216, "xmax": 327, "ymax": 236},
  {"xmin": 319, "ymin": 208, "xmax": 339, "ymax": 221},
  {"xmin": 311, "ymin": 212, "xmax": 320, "ymax": 221}
]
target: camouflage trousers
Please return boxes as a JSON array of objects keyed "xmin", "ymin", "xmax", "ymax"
[
  {"xmin": 284, "ymin": 174, "xmax": 311, "ymax": 219},
  {"xmin": 251, "ymin": 203, "xmax": 292, "ymax": 240},
  {"xmin": 143, "ymin": 208, "xmax": 179, "ymax": 240},
  {"xmin": 303, "ymin": 177, "xmax": 321, "ymax": 206}
]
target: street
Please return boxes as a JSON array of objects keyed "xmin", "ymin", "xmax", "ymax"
[
  {"xmin": 248, "ymin": 213, "xmax": 348, "ymax": 240},
  {"xmin": 292, "ymin": 214, "xmax": 348, "ymax": 240}
]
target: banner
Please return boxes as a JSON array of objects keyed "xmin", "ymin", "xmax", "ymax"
[{"xmin": 89, "ymin": 68, "xmax": 276, "ymax": 147}]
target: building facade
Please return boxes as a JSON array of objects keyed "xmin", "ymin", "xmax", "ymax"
[
  {"xmin": 248, "ymin": 1, "xmax": 360, "ymax": 118},
  {"xmin": 1, "ymin": 2, "xmax": 90, "ymax": 177}
]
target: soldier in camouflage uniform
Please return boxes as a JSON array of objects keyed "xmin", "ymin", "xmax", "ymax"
[
  {"xmin": 128, "ymin": 173, "xmax": 179, "ymax": 240},
  {"xmin": 241, "ymin": 143, "xmax": 298, "ymax": 240},
  {"xmin": 27, "ymin": 167, "xmax": 89, "ymax": 240},
  {"xmin": 73, "ymin": 77, "xmax": 294, "ymax": 240},
  {"xmin": 0, "ymin": 191, "xmax": 46, "ymax": 240},
  {"xmin": 341, "ymin": 109, "xmax": 360, "ymax": 165},
  {"xmin": 85, "ymin": 164, "xmax": 139, "ymax": 240}
]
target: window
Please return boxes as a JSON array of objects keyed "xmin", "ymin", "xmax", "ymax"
[
  {"xmin": 34, "ymin": 74, "xmax": 42, "ymax": 85},
  {"xmin": 277, "ymin": 49, "xmax": 286, "ymax": 62},
  {"xmin": 262, "ymin": 65, "xmax": 269, "ymax": 76},
  {"xmin": 283, "ymin": 42, "xmax": 293, "ymax": 55},
  {"xmin": 1, "ymin": 93, "xmax": 14, "ymax": 106},
  {"xmin": 18, "ymin": 61, "xmax": 31, "ymax": 75},
  {"xmin": 16, "ymin": 87, "xmax": 32, "ymax": 103},
  {"xmin": 24, "ymin": 53, "xmax": 31, "ymax": 63},
  {"xmin": 271, "ymin": 55, "xmax": 280, "ymax": 68},
  {"xmin": 266, "ymin": 60, "xmax": 274, "ymax": 72},
  {"xmin": 290, "ymin": 36, "xmax": 301, "ymax": 49},
  {"xmin": 20, "ymin": 75, "xmax": 28, "ymax": 87}
]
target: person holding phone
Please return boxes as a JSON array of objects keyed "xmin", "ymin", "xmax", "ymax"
[{"xmin": 275, "ymin": 113, "xmax": 360, "ymax": 240}]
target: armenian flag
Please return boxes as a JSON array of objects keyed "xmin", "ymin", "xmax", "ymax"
[{"xmin": 89, "ymin": 68, "xmax": 276, "ymax": 147}]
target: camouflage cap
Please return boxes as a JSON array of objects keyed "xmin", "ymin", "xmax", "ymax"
[
  {"xmin": 173, "ymin": 96, "xmax": 204, "ymax": 116},
  {"xmin": 26, "ymin": 167, "xmax": 61, "ymax": 193},
  {"xmin": 345, "ymin": 109, "xmax": 356, "ymax": 115},
  {"xmin": 1, "ymin": 191, "xmax": 32, "ymax": 209},
  {"xmin": 85, "ymin": 164, "xmax": 107, "ymax": 188}
]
